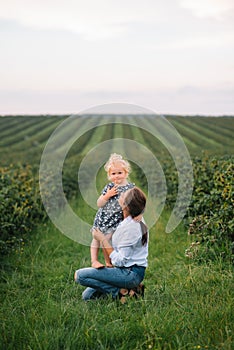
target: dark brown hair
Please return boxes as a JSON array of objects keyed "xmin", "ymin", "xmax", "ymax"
[
  {"xmin": 124, "ymin": 187, "xmax": 148, "ymax": 245},
  {"xmin": 124, "ymin": 187, "xmax": 146, "ymax": 217}
]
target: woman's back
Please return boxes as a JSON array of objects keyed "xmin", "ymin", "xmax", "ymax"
[{"xmin": 111, "ymin": 216, "xmax": 148, "ymax": 267}]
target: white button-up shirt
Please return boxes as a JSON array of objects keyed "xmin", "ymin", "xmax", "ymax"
[{"xmin": 110, "ymin": 216, "xmax": 148, "ymax": 267}]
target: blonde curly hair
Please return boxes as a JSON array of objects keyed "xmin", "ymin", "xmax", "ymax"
[{"xmin": 104, "ymin": 153, "xmax": 131, "ymax": 179}]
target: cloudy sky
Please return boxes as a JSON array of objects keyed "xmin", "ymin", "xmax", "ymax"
[{"xmin": 0, "ymin": 0, "xmax": 234, "ymax": 115}]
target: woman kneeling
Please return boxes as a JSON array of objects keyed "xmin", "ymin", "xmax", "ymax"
[{"xmin": 74, "ymin": 187, "xmax": 148, "ymax": 301}]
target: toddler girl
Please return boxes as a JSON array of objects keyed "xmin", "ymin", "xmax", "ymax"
[{"xmin": 91, "ymin": 153, "xmax": 134, "ymax": 268}]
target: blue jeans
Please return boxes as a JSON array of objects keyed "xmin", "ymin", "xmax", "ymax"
[{"xmin": 75, "ymin": 265, "xmax": 145, "ymax": 301}]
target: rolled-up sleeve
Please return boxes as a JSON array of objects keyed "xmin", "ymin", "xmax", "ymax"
[{"xmin": 110, "ymin": 246, "xmax": 134, "ymax": 267}]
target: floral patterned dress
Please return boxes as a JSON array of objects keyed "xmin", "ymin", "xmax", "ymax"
[{"xmin": 92, "ymin": 182, "xmax": 135, "ymax": 234}]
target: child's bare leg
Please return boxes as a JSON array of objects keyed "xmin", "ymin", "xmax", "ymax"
[
  {"xmin": 101, "ymin": 246, "xmax": 112, "ymax": 267},
  {"xmin": 101, "ymin": 233, "xmax": 113, "ymax": 267},
  {"xmin": 90, "ymin": 237, "xmax": 104, "ymax": 268}
]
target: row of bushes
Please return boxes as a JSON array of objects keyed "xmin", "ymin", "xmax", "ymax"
[
  {"xmin": 0, "ymin": 159, "xmax": 82, "ymax": 255},
  {"xmin": 1, "ymin": 155, "xmax": 233, "ymax": 262},
  {"xmin": 0, "ymin": 165, "xmax": 45, "ymax": 254},
  {"xmin": 133, "ymin": 154, "xmax": 233, "ymax": 262},
  {"xmin": 185, "ymin": 156, "xmax": 233, "ymax": 262}
]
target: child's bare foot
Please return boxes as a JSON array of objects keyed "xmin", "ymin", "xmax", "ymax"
[
  {"xmin": 92, "ymin": 260, "xmax": 105, "ymax": 269},
  {"xmin": 105, "ymin": 262, "xmax": 113, "ymax": 268}
]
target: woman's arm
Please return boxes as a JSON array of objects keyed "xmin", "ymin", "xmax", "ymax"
[
  {"xmin": 93, "ymin": 229, "xmax": 133, "ymax": 266},
  {"xmin": 109, "ymin": 246, "xmax": 134, "ymax": 267},
  {"xmin": 92, "ymin": 227, "xmax": 136, "ymax": 267}
]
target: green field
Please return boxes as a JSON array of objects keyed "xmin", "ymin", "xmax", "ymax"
[
  {"xmin": 0, "ymin": 115, "xmax": 233, "ymax": 166},
  {"xmin": 0, "ymin": 115, "xmax": 233, "ymax": 350}
]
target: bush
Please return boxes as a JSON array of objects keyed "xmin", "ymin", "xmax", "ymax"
[
  {"xmin": 0, "ymin": 165, "xmax": 45, "ymax": 254},
  {"xmin": 185, "ymin": 156, "xmax": 234, "ymax": 262}
]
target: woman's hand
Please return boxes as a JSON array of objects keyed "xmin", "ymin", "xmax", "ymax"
[{"xmin": 92, "ymin": 228, "xmax": 105, "ymax": 242}]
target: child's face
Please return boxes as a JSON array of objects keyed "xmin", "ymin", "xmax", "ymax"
[{"xmin": 109, "ymin": 164, "xmax": 128, "ymax": 185}]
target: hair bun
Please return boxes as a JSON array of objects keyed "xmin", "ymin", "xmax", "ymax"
[
  {"xmin": 104, "ymin": 153, "xmax": 131, "ymax": 177},
  {"xmin": 110, "ymin": 153, "xmax": 123, "ymax": 161}
]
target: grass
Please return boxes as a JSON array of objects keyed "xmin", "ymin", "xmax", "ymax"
[
  {"xmin": 1, "ymin": 210, "xmax": 233, "ymax": 350},
  {"xmin": 0, "ymin": 115, "xmax": 233, "ymax": 349}
]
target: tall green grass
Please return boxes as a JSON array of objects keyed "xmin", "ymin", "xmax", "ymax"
[{"xmin": 1, "ymin": 210, "xmax": 233, "ymax": 350}]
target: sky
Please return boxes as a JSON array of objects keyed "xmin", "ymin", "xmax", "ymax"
[{"xmin": 0, "ymin": 0, "xmax": 234, "ymax": 115}]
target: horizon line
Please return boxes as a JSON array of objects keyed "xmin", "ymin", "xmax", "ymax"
[{"xmin": 0, "ymin": 113, "xmax": 234, "ymax": 117}]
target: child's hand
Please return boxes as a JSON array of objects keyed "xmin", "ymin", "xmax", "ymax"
[
  {"xmin": 97, "ymin": 185, "xmax": 118, "ymax": 207},
  {"xmin": 106, "ymin": 184, "xmax": 118, "ymax": 198}
]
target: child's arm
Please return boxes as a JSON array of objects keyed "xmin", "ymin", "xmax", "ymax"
[{"xmin": 97, "ymin": 185, "xmax": 118, "ymax": 207}]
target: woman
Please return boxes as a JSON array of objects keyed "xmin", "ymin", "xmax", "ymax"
[{"xmin": 74, "ymin": 187, "xmax": 149, "ymax": 301}]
